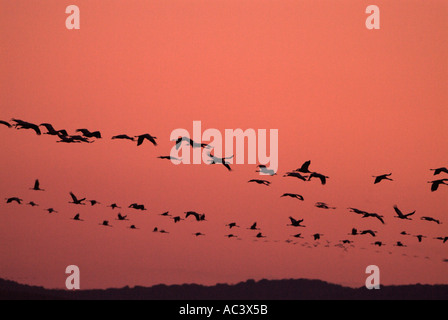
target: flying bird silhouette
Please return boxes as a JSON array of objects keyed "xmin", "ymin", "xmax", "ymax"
[
  {"xmin": 69, "ymin": 192, "xmax": 86, "ymax": 205},
  {"xmin": 283, "ymin": 172, "xmax": 308, "ymax": 181},
  {"xmin": 116, "ymin": 213, "xmax": 128, "ymax": 221},
  {"xmin": 193, "ymin": 232, "xmax": 205, "ymax": 237},
  {"xmin": 430, "ymin": 167, "xmax": 448, "ymax": 175},
  {"xmin": 30, "ymin": 179, "xmax": 44, "ymax": 191},
  {"xmin": 40, "ymin": 123, "xmax": 63, "ymax": 136},
  {"xmin": 185, "ymin": 211, "xmax": 206, "ymax": 221},
  {"xmin": 428, "ymin": 179, "xmax": 448, "ymax": 192},
  {"xmin": 308, "ymin": 172, "xmax": 329, "ymax": 185},
  {"xmin": 207, "ymin": 152, "xmax": 233, "ymax": 171},
  {"xmin": 295, "ymin": 160, "xmax": 312, "ymax": 173},
  {"xmin": 362, "ymin": 212, "xmax": 385, "ymax": 224},
  {"xmin": 88, "ymin": 200, "xmax": 101, "ymax": 206},
  {"xmin": 27, "ymin": 201, "xmax": 39, "ymax": 207},
  {"xmin": 108, "ymin": 203, "xmax": 121, "ymax": 210},
  {"xmin": 112, "ymin": 134, "xmax": 135, "ymax": 141},
  {"xmin": 414, "ymin": 235, "xmax": 427, "ymax": 243},
  {"xmin": 158, "ymin": 156, "xmax": 182, "ymax": 161},
  {"xmin": 313, "ymin": 233, "xmax": 324, "ymax": 240},
  {"xmin": 135, "ymin": 134, "xmax": 157, "ymax": 146},
  {"xmin": 226, "ymin": 222, "xmax": 240, "ymax": 229},
  {"xmin": 129, "ymin": 203, "xmax": 147, "ymax": 211},
  {"xmin": 360, "ymin": 230, "xmax": 377, "ymax": 237},
  {"xmin": 0, "ymin": 120, "xmax": 12, "ymax": 128},
  {"xmin": 373, "ymin": 173, "xmax": 393, "ymax": 184},
  {"xmin": 72, "ymin": 214, "xmax": 83, "ymax": 221},
  {"xmin": 421, "ymin": 216, "xmax": 441, "ymax": 224},
  {"xmin": 11, "ymin": 119, "xmax": 41, "ymax": 135},
  {"xmin": 315, "ymin": 202, "xmax": 336, "ymax": 210},
  {"xmin": 172, "ymin": 216, "xmax": 183, "ymax": 223},
  {"xmin": 248, "ymin": 179, "xmax": 271, "ymax": 186},
  {"xmin": 248, "ymin": 222, "xmax": 260, "ymax": 230},
  {"xmin": 5, "ymin": 197, "xmax": 23, "ymax": 204},
  {"xmin": 76, "ymin": 129, "xmax": 102, "ymax": 139},
  {"xmin": 173, "ymin": 136, "xmax": 210, "ymax": 150},
  {"xmin": 434, "ymin": 236, "xmax": 448, "ymax": 244},
  {"xmin": 256, "ymin": 165, "xmax": 276, "ymax": 176},
  {"xmin": 281, "ymin": 193, "xmax": 304, "ymax": 201},
  {"xmin": 288, "ymin": 217, "xmax": 306, "ymax": 227},
  {"xmin": 393, "ymin": 205, "xmax": 415, "ymax": 220}
]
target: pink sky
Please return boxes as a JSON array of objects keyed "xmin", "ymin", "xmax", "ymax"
[{"xmin": 0, "ymin": 0, "xmax": 447, "ymax": 289}]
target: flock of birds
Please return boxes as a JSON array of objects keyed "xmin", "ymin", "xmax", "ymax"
[{"xmin": 1, "ymin": 118, "xmax": 448, "ymax": 258}]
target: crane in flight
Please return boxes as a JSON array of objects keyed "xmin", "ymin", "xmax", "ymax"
[
  {"xmin": 72, "ymin": 214, "xmax": 83, "ymax": 221},
  {"xmin": 248, "ymin": 222, "xmax": 260, "ymax": 230},
  {"xmin": 185, "ymin": 211, "xmax": 206, "ymax": 221},
  {"xmin": 283, "ymin": 172, "xmax": 308, "ymax": 181},
  {"xmin": 421, "ymin": 216, "xmax": 441, "ymax": 224},
  {"xmin": 76, "ymin": 129, "xmax": 102, "ymax": 139},
  {"xmin": 294, "ymin": 160, "xmax": 312, "ymax": 174},
  {"xmin": 40, "ymin": 123, "xmax": 64, "ymax": 136},
  {"xmin": 193, "ymin": 232, "xmax": 205, "ymax": 237},
  {"xmin": 172, "ymin": 216, "xmax": 184, "ymax": 223},
  {"xmin": 158, "ymin": 156, "xmax": 182, "ymax": 162},
  {"xmin": 315, "ymin": 202, "xmax": 336, "ymax": 210},
  {"xmin": 373, "ymin": 173, "xmax": 393, "ymax": 184},
  {"xmin": 361, "ymin": 212, "xmax": 385, "ymax": 224},
  {"xmin": 414, "ymin": 235, "xmax": 427, "ymax": 243},
  {"xmin": 207, "ymin": 151, "xmax": 233, "ymax": 171},
  {"xmin": 360, "ymin": 230, "xmax": 377, "ymax": 237},
  {"xmin": 313, "ymin": 233, "xmax": 324, "ymax": 240},
  {"xmin": 430, "ymin": 167, "xmax": 448, "ymax": 175},
  {"xmin": 11, "ymin": 119, "xmax": 41, "ymax": 135},
  {"xmin": 30, "ymin": 179, "xmax": 44, "ymax": 191},
  {"xmin": 308, "ymin": 172, "xmax": 329, "ymax": 185},
  {"xmin": 281, "ymin": 193, "xmax": 304, "ymax": 201},
  {"xmin": 112, "ymin": 134, "xmax": 135, "ymax": 141},
  {"xmin": 256, "ymin": 165, "xmax": 276, "ymax": 176},
  {"xmin": 5, "ymin": 197, "xmax": 23, "ymax": 204},
  {"xmin": 108, "ymin": 203, "xmax": 121, "ymax": 210},
  {"xmin": 393, "ymin": 205, "xmax": 415, "ymax": 220},
  {"xmin": 116, "ymin": 214, "xmax": 128, "ymax": 221},
  {"xmin": 428, "ymin": 179, "xmax": 448, "ymax": 192},
  {"xmin": 434, "ymin": 236, "xmax": 448, "ymax": 244},
  {"xmin": 129, "ymin": 203, "xmax": 147, "ymax": 211},
  {"xmin": 288, "ymin": 217, "xmax": 306, "ymax": 227},
  {"xmin": 0, "ymin": 120, "xmax": 12, "ymax": 128},
  {"xmin": 135, "ymin": 134, "xmax": 157, "ymax": 146},
  {"xmin": 248, "ymin": 179, "xmax": 271, "ymax": 186},
  {"xmin": 88, "ymin": 200, "xmax": 101, "ymax": 206},
  {"xmin": 225, "ymin": 222, "xmax": 240, "ymax": 229},
  {"xmin": 69, "ymin": 192, "xmax": 86, "ymax": 205}
]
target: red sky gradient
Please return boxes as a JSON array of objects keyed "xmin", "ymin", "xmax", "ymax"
[{"xmin": 0, "ymin": 0, "xmax": 447, "ymax": 289}]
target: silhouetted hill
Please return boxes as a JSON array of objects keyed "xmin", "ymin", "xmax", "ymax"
[{"xmin": 0, "ymin": 278, "xmax": 447, "ymax": 300}]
